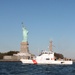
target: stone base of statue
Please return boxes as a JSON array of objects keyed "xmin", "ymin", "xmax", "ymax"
[
  {"xmin": 13, "ymin": 41, "xmax": 33, "ymax": 59},
  {"xmin": 20, "ymin": 42, "xmax": 29, "ymax": 53}
]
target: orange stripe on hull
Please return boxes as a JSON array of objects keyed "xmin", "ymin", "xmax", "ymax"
[{"xmin": 32, "ymin": 60, "xmax": 37, "ymax": 64}]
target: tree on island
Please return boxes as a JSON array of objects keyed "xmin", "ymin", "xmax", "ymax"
[
  {"xmin": 0, "ymin": 51, "xmax": 19, "ymax": 59},
  {"xmin": 54, "ymin": 53, "xmax": 64, "ymax": 59},
  {"xmin": 6, "ymin": 51, "xmax": 19, "ymax": 56}
]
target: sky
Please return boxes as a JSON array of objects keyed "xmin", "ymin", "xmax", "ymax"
[{"xmin": 0, "ymin": 0, "xmax": 75, "ymax": 59}]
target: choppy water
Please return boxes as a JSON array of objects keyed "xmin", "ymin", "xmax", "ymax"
[{"xmin": 0, "ymin": 62, "xmax": 75, "ymax": 75}]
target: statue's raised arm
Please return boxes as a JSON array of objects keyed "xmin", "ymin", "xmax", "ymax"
[{"xmin": 22, "ymin": 25, "xmax": 28, "ymax": 42}]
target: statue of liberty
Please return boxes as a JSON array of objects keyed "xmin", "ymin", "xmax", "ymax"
[{"xmin": 22, "ymin": 23, "xmax": 28, "ymax": 42}]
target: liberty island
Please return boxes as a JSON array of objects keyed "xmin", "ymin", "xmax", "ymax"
[{"xmin": 2, "ymin": 23, "xmax": 35, "ymax": 61}]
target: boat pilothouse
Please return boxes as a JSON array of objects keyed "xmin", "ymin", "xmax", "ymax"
[
  {"xmin": 20, "ymin": 41, "xmax": 73, "ymax": 65},
  {"xmin": 37, "ymin": 50, "xmax": 55, "ymax": 61}
]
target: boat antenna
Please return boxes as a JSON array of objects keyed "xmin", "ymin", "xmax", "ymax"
[{"xmin": 49, "ymin": 40, "xmax": 53, "ymax": 51}]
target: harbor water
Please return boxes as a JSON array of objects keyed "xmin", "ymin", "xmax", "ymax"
[{"xmin": 0, "ymin": 61, "xmax": 75, "ymax": 75}]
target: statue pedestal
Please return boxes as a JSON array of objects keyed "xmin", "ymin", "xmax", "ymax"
[
  {"xmin": 20, "ymin": 42, "xmax": 29, "ymax": 53},
  {"xmin": 14, "ymin": 42, "xmax": 35, "ymax": 60}
]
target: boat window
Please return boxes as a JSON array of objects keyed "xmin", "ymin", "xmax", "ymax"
[
  {"xmin": 46, "ymin": 58, "xmax": 50, "ymax": 60},
  {"xmin": 39, "ymin": 53, "xmax": 42, "ymax": 56},
  {"xmin": 45, "ymin": 52, "xmax": 47, "ymax": 54}
]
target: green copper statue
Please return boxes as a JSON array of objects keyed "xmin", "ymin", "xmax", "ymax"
[{"xmin": 22, "ymin": 24, "xmax": 28, "ymax": 42}]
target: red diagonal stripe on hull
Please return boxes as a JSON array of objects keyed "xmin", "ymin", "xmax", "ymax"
[{"xmin": 32, "ymin": 60, "xmax": 37, "ymax": 64}]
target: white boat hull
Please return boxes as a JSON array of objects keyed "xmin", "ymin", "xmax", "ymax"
[{"xmin": 20, "ymin": 59, "xmax": 73, "ymax": 65}]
